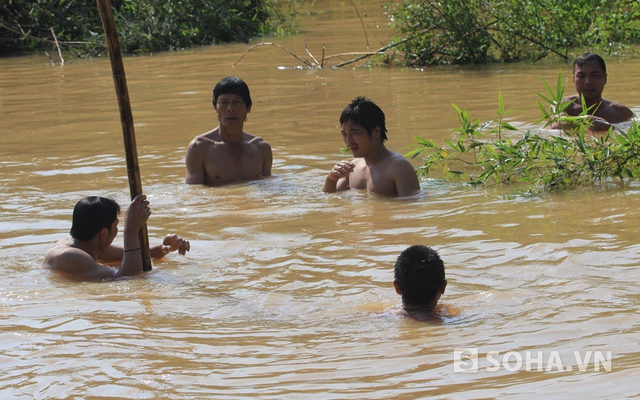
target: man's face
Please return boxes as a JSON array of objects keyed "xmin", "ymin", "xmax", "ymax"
[
  {"xmin": 215, "ymin": 94, "xmax": 250, "ymax": 128},
  {"xmin": 341, "ymin": 119, "xmax": 378, "ymax": 158},
  {"xmin": 573, "ymin": 60, "xmax": 607, "ymax": 103}
]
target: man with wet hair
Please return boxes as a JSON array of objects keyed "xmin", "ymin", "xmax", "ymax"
[
  {"xmin": 43, "ymin": 194, "xmax": 190, "ymax": 280},
  {"xmin": 552, "ymin": 52, "xmax": 634, "ymax": 131},
  {"xmin": 185, "ymin": 76, "xmax": 273, "ymax": 186},
  {"xmin": 393, "ymin": 245, "xmax": 447, "ymax": 317},
  {"xmin": 322, "ymin": 96, "xmax": 420, "ymax": 197}
]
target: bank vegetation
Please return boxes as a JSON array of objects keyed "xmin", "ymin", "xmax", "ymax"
[
  {"xmin": 384, "ymin": 0, "xmax": 640, "ymax": 66},
  {"xmin": 0, "ymin": 0, "xmax": 291, "ymax": 57}
]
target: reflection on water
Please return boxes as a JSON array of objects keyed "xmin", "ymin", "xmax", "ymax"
[{"xmin": 2, "ymin": 0, "xmax": 640, "ymax": 397}]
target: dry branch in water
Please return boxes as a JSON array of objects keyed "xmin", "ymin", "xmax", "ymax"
[
  {"xmin": 50, "ymin": 27, "xmax": 65, "ymax": 66},
  {"xmin": 231, "ymin": 39, "xmax": 408, "ymax": 68}
]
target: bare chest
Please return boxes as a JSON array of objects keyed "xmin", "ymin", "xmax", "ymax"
[
  {"xmin": 348, "ymin": 162, "xmax": 397, "ymax": 196},
  {"xmin": 203, "ymin": 143, "xmax": 264, "ymax": 185}
]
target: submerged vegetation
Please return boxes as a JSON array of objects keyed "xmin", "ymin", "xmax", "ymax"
[
  {"xmin": 0, "ymin": 0, "xmax": 293, "ymax": 56},
  {"xmin": 406, "ymin": 76, "xmax": 640, "ymax": 194},
  {"xmin": 385, "ymin": 0, "xmax": 640, "ymax": 66}
]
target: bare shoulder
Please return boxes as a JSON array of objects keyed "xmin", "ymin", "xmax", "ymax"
[
  {"xmin": 43, "ymin": 243, "xmax": 89, "ymax": 271},
  {"xmin": 189, "ymin": 129, "xmax": 221, "ymax": 148},
  {"xmin": 43, "ymin": 240, "xmax": 115, "ymax": 280},
  {"xmin": 388, "ymin": 151, "xmax": 420, "ymax": 197},
  {"xmin": 245, "ymin": 132, "xmax": 270, "ymax": 146},
  {"xmin": 186, "ymin": 130, "xmax": 223, "ymax": 165},
  {"xmin": 388, "ymin": 151, "xmax": 416, "ymax": 170},
  {"xmin": 245, "ymin": 133, "xmax": 272, "ymax": 159},
  {"xmin": 604, "ymin": 99, "xmax": 634, "ymax": 121}
]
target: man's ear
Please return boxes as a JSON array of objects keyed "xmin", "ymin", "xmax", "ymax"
[
  {"xmin": 246, "ymin": 104, "xmax": 252, "ymax": 113},
  {"xmin": 373, "ymin": 125, "xmax": 381, "ymax": 140},
  {"xmin": 98, "ymin": 227, "xmax": 110, "ymax": 242},
  {"xmin": 439, "ymin": 279, "xmax": 447, "ymax": 295},
  {"xmin": 393, "ymin": 280, "xmax": 402, "ymax": 295}
]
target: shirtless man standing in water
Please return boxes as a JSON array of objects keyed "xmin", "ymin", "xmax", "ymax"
[
  {"xmin": 322, "ymin": 96, "xmax": 420, "ymax": 197},
  {"xmin": 552, "ymin": 52, "xmax": 634, "ymax": 131},
  {"xmin": 185, "ymin": 77, "xmax": 272, "ymax": 186}
]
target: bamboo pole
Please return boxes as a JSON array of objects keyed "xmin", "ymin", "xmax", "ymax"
[{"xmin": 96, "ymin": 0, "xmax": 152, "ymax": 271}]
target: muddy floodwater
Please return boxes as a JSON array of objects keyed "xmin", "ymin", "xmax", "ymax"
[{"xmin": 2, "ymin": 1, "xmax": 640, "ymax": 398}]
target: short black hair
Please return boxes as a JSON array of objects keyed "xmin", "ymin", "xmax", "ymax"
[
  {"xmin": 70, "ymin": 196, "xmax": 120, "ymax": 241},
  {"xmin": 339, "ymin": 96, "xmax": 388, "ymax": 142},
  {"xmin": 394, "ymin": 245, "xmax": 445, "ymax": 307},
  {"xmin": 213, "ymin": 76, "xmax": 252, "ymax": 109},
  {"xmin": 573, "ymin": 52, "xmax": 606, "ymax": 75}
]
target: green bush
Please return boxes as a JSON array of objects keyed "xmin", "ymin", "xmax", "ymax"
[
  {"xmin": 0, "ymin": 0, "xmax": 289, "ymax": 56},
  {"xmin": 385, "ymin": 0, "xmax": 640, "ymax": 66},
  {"xmin": 406, "ymin": 76, "xmax": 640, "ymax": 194}
]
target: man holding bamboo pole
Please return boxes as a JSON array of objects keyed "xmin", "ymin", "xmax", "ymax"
[{"xmin": 43, "ymin": 194, "xmax": 190, "ymax": 281}]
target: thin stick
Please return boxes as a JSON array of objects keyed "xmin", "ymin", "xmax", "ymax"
[
  {"xmin": 96, "ymin": 0, "xmax": 152, "ymax": 271},
  {"xmin": 348, "ymin": 0, "xmax": 369, "ymax": 49},
  {"xmin": 332, "ymin": 39, "xmax": 408, "ymax": 68},
  {"xmin": 49, "ymin": 27, "xmax": 65, "ymax": 66},
  {"xmin": 232, "ymin": 42, "xmax": 313, "ymax": 67},
  {"xmin": 303, "ymin": 39, "xmax": 320, "ymax": 66}
]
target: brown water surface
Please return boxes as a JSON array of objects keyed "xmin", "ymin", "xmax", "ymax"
[{"xmin": 2, "ymin": 1, "xmax": 640, "ymax": 397}]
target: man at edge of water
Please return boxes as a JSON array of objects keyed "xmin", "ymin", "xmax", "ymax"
[
  {"xmin": 43, "ymin": 195, "xmax": 190, "ymax": 281},
  {"xmin": 551, "ymin": 52, "xmax": 634, "ymax": 132},
  {"xmin": 322, "ymin": 96, "xmax": 420, "ymax": 197},
  {"xmin": 185, "ymin": 76, "xmax": 273, "ymax": 186}
]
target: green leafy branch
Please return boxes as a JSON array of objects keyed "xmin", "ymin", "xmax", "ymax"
[{"xmin": 406, "ymin": 75, "xmax": 640, "ymax": 194}]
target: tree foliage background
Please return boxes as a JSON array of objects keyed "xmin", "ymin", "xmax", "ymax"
[
  {"xmin": 385, "ymin": 0, "xmax": 640, "ymax": 66},
  {"xmin": 0, "ymin": 0, "xmax": 286, "ymax": 56}
]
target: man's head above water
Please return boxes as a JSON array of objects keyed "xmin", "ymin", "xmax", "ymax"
[{"xmin": 394, "ymin": 245, "xmax": 447, "ymax": 312}]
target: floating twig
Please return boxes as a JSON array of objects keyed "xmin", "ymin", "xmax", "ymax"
[
  {"xmin": 232, "ymin": 42, "xmax": 313, "ymax": 67},
  {"xmin": 304, "ymin": 39, "xmax": 320, "ymax": 66},
  {"xmin": 233, "ymin": 37, "xmax": 408, "ymax": 69},
  {"xmin": 332, "ymin": 39, "xmax": 408, "ymax": 67}
]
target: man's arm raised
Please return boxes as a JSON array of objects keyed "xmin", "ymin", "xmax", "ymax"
[
  {"xmin": 113, "ymin": 194, "xmax": 150, "ymax": 278},
  {"xmin": 322, "ymin": 160, "xmax": 354, "ymax": 193}
]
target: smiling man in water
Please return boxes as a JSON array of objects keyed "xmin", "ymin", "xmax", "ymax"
[
  {"xmin": 185, "ymin": 77, "xmax": 273, "ymax": 186},
  {"xmin": 552, "ymin": 52, "xmax": 634, "ymax": 131},
  {"xmin": 322, "ymin": 96, "xmax": 420, "ymax": 197}
]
